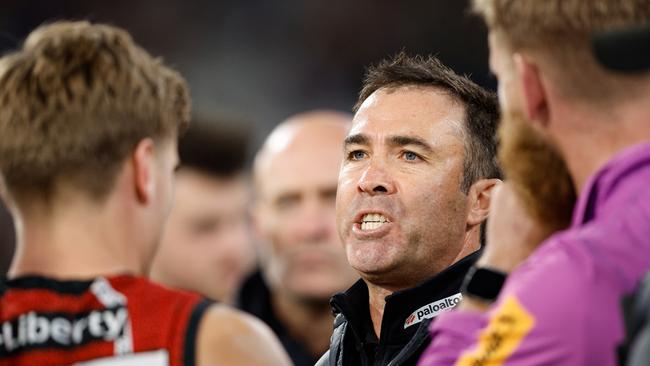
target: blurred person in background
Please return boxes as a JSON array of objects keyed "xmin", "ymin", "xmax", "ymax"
[
  {"xmin": 318, "ymin": 53, "xmax": 501, "ymax": 366},
  {"xmin": 0, "ymin": 21, "xmax": 289, "ymax": 366},
  {"xmin": 419, "ymin": 0, "xmax": 650, "ymax": 365},
  {"xmin": 239, "ymin": 110, "xmax": 359, "ymax": 366},
  {"xmin": 150, "ymin": 118, "xmax": 256, "ymax": 304}
]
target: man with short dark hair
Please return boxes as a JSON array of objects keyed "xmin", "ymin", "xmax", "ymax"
[
  {"xmin": 317, "ymin": 53, "xmax": 501, "ymax": 366},
  {"xmin": 150, "ymin": 118, "xmax": 256, "ymax": 304},
  {"xmin": 418, "ymin": 1, "xmax": 650, "ymax": 365}
]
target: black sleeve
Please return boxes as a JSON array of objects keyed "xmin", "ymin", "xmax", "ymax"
[
  {"xmin": 0, "ymin": 277, "xmax": 6, "ymax": 297},
  {"xmin": 183, "ymin": 299, "xmax": 214, "ymax": 366}
]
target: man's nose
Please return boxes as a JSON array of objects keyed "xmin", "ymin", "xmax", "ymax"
[
  {"xmin": 222, "ymin": 218, "xmax": 251, "ymax": 255},
  {"xmin": 357, "ymin": 159, "xmax": 396, "ymax": 195},
  {"xmin": 295, "ymin": 199, "xmax": 334, "ymax": 243}
]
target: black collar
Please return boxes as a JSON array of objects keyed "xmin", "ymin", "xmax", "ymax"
[
  {"xmin": 4, "ymin": 275, "xmax": 101, "ymax": 295},
  {"xmin": 330, "ymin": 249, "xmax": 481, "ymax": 346}
]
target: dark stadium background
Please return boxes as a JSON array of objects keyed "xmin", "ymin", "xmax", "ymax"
[{"xmin": 0, "ymin": 0, "xmax": 494, "ymax": 273}]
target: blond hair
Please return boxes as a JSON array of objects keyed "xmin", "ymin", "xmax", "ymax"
[
  {"xmin": 0, "ymin": 21, "xmax": 190, "ymax": 204},
  {"xmin": 473, "ymin": 0, "xmax": 650, "ymax": 101}
]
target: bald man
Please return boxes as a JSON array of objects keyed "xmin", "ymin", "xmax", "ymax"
[{"xmin": 237, "ymin": 111, "xmax": 359, "ymax": 366}]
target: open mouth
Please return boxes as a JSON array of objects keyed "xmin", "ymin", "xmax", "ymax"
[{"xmin": 359, "ymin": 213, "xmax": 390, "ymax": 231}]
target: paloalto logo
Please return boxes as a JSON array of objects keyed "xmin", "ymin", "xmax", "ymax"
[{"xmin": 403, "ymin": 293, "xmax": 462, "ymax": 329}]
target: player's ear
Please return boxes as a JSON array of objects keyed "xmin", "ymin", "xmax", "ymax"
[
  {"xmin": 514, "ymin": 53, "xmax": 550, "ymax": 127},
  {"xmin": 466, "ymin": 178, "xmax": 501, "ymax": 227},
  {"xmin": 131, "ymin": 138, "xmax": 157, "ymax": 204}
]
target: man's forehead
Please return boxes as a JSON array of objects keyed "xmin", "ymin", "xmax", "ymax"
[
  {"xmin": 259, "ymin": 170, "xmax": 339, "ymax": 203},
  {"xmin": 350, "ymin": 87, "xmax": 466, "ymax": 143},
  {"xmin": 255, "ymin": 125, "xmax": 342, "ymax": 176},
  {"xmin": 256, "ymin": 138, "xmax": 343, "ymax": 197},
  {"xmin": 263, "ymin": 114, "xmax": 350, "ymax": 153},
  {"xmin": 267, "ymin": 132, "xmax": 343, "ymax": 166}
]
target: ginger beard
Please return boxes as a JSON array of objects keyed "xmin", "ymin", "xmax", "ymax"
[{"xmin": 498, "ymin": 111, "xmax": 577, "ymax": 231}]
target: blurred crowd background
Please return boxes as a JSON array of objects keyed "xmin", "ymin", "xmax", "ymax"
[{"xmin": 0, "ymin": 0, "xmax": 494, "ymax": 275}]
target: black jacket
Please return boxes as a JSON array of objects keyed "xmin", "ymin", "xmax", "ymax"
[
  {"xmin": 316, "ymin": 250, "xmax": 481, "ymax": 366},
  {"xmin": 623, "ymin": 271, "xmax": 650, "ymax": 366},
  {"xmin": 236, "ymin": 270, "xmax": 318, "ymax": 366}
]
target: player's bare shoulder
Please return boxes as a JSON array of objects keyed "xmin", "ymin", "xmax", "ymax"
[{"xmin": 196, "ymin": 303, "xmax": 291, "ymax": 366}]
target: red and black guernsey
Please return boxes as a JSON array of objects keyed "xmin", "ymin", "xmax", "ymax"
[{"xmin": 0, "ymin": 275, "xmax": 211, "ymax": 366}]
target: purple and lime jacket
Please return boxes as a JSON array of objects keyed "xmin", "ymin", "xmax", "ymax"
[{"xmin": 419, "ymin": 141, "xmax": 650, "ymax": 366}]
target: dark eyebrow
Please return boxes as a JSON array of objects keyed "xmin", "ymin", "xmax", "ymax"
[
  {"xmin": 387, "ymin": 135, "xmax": 434, "ymax": 154},
  {"xmin": 343, "ymin": 133, "xmax": 370, "ymax": 147}
]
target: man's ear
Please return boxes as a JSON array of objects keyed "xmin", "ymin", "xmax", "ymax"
[
  {"xmin": 132, "ymin": 138, "xmax": 157, "ymax": 204},
  {"xmin": 466, "ymin": 178, "xmax": 501, "ymax": 228},
  {"xmin": 514, "ymin": 53, "xmax": 549, "ymax": 126}
]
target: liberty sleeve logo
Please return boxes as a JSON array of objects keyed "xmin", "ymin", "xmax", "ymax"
[
  {"xmin": 0, "ymin": 306, "xmax": 129, "ymax": 357},
  {"xmin": 91, "ymin": 278, "xmax": 127, "ymax": 308},
  {"xmin": 404, "ymin": 293, "xmax": 463, "ymax": 329},
  {"xmin": 90, "ymin": 277, "xmax": 133, "ymax": 355},
  {"xmin": 455, "ymin": 295, "xmax": 535, "ymax": 366}
]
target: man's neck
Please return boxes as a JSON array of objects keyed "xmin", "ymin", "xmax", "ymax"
[
  {"xmin": 366, "ymin": 282, "xmax": 393, "ymax": 339},
  {"xmin": 8, "ymin": 195, "xmax": 141, "ymax": 279},
  {"xmin": 363, "ymin": 238, "xmax": 481, "ymax": 339},
  {"xmin": 271, "ymin": 290, "xmax": 334, "ymax": 358},
  {"xmin": 556, "ymin": 103, "xmax": 650, "ymax": 194}
]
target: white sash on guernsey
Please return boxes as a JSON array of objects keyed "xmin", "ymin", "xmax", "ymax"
[{"xmin": 74, "ymin": 349, "xmax": 169, "ymax": 366}]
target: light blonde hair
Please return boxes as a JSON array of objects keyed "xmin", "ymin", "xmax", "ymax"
[
  {"xmin": 473, "ymin": 0, "xmax": 650, "ymax": 102},
  {"xmin": 0, "ymin": 21, "xmax": 190, "ymax": 205}
]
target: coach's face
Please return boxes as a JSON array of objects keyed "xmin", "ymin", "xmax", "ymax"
[{"xmin": 337, "ymin": 86, "xmax": 472, "ymax": 288}]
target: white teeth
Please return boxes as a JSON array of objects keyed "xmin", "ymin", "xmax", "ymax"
[
  {"xmin": 361, "ymin": 213, "xmax": 388, "ymax": 223},
  {"xmin": 361, "ymin": 221, "xmax": 382, "ymax": 230},
  {"xmin": 360, "ymin": 213, "xmax": 389, "ymax": 230}
]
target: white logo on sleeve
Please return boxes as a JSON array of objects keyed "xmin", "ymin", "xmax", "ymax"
[
  {"xmin": 74, "ymin": 349, "xmax": 169, "ymax": 366},
  {"xmin": 403, "ymin": 293, "xmax": 462, "ymax": 329},
  {"xmin": 0, "ymin": 307, "xmax": 129, "ymax": 354}
]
